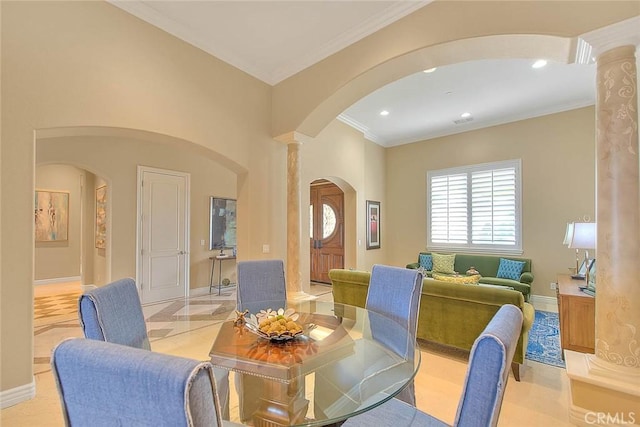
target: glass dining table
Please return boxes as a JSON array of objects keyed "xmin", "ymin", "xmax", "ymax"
[{"xmin": 209, "ymin": 300, "xmax": 420, "ymax": 427}]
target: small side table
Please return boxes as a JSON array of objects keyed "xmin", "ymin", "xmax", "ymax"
[{"xmin": 209, "ymin": 254, "xmax": 236, "ymax": 295}]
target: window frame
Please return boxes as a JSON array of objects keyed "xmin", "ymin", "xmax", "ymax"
[{"xmin": 426, "ymin": 159, "xmax": 523, "ymax": 255}]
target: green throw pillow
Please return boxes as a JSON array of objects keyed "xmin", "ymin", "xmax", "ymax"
[{"xmin": 432, "ymin": 253, "xmax": 456, "ymax": 274}]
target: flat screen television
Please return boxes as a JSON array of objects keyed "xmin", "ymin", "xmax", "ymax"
[{"xmin": 209, "ymin": 197, "xmax": 237, "ymax": 251}]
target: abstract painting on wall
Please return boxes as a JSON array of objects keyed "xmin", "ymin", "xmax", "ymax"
[
  {"xmin": 35, "ymin": 190, "xmax": 69, "ymax": 242},
  {"xmin": 95, "ymin": 185, "xmax": 107, "ymax": 249}
]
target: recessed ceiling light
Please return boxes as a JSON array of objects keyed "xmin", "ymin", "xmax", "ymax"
[
  {"xmin": 423, "ymin": 68, "xmax": 437, "ymax": 73},
  {"xmin": 379, "ymin": 110, "xmax": 390, "ymax": 116},
  {"xmin": 460, "ymin": 112, "xmax": 472, "ymax": 118},
  {"xmin": 532, "ymin": 59, "xmax": 547, "ymax": 69}
]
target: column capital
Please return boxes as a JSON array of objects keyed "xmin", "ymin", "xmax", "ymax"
[
  {"xmin": 274, "ymin": 131, "xmax": 313, "ymax": 145},
  {"xmin": 576, "ymin": 16, "xmax": 640, "ymax": 63}
]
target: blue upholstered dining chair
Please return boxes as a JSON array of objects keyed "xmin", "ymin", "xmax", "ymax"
[
  {"xmin": 78, "ymin": 278, "xmax": 229, "ymax": 419},
  {"xmin": 78, "ymin": 278, "xmax": 150, "ymax": 349},
  {"xmin": 51, "ymin": 338, "xmax": 241, "ymax": 427},
  {"xmin": 236, "ymin": 259, "xmax": 287, "ymax": 314},
  {"xmin": 365, "ymin": 264, "xmax": 424, "ymax": 405},
  {"xmin": 314, "ymin": 265, "xmax": 423, "ymax": 418},
  {"xmin": 342, "ymin": 304, "xmax": 524, "ymax": 427},
  {"xmin": 234, "ymin": 259, "xmax": 287, "ymax": 423}
]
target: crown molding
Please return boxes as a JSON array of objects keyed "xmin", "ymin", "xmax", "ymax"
[
  {"xmin": 107, "ymin": 1, "xmax": 270, "ymax": 83},
  {"xmin": 270, "ymin": 1, "xmax": 432, "ymax": 84},
  {"xmin": 337, "ymin": 114, "xmax": 386, "ymax": 146},
  {"xmin": 109, "ymin": 1, "xmax": 431, "ymax": 85},
  {"xmin": 580, "ymin": 16, "xmax": 640, "ymax": 58}
]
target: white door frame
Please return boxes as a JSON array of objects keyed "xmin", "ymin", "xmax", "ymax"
[{"xmin": 136, "ymin": 166, "xmax": 190, "ymax": 302}]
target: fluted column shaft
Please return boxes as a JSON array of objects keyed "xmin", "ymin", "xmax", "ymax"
[
  {"xmin": 286, "ymin": 141, "xmax": 302, "ymax": 295},
  {"xmin": 595, "ymin": 45, "xmax": 639, "ymax": 369}
]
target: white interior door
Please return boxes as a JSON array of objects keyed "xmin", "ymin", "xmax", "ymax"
[{"xmin": 137, "ymin": 166, "xmax": 189, "ymax": 303}]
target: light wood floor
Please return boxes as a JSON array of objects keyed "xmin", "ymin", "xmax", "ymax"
[{"xmin": 2, "ymin": 283, "xmax": 573, "ymax": 426}]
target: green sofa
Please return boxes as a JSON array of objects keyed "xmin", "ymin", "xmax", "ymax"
[
  {"xmin": 406, "ymin": 252, "xmax": 534, "ymax": 300},
  {"xmin": 329, "ymin": 268, "xmax": 535, "ymax": 381}
]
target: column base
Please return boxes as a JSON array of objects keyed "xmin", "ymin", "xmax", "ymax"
[{"xmin": 565, "ymin": 350, "xmax": 640, "ymax": 426}]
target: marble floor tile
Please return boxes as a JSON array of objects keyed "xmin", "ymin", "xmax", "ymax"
[{"xmin": 1, "ymin": 283, "xmax": 572, "ymax": 426}]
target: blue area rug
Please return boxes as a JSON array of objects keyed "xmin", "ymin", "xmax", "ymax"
[{"xmin": 526, "ymin": 310, "xmax": 565, "ymax": 368}]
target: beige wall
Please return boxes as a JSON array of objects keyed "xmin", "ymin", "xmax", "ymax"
[
  {"xmin": 1, "ymin": 0, "xmax": 636, "ymax": 403},
  {"xmin": 300, "ymin": 120, "xmax": 387, "ymax": 286},
  {"xmin": 34, "ymin": 165, "xmax": 83, "ymax": 281},
  {"xmin": 37, "ymin": 135, "xmax": 237, "ymax": 291},
  {"xmin": 1, "ymin": 1, "xmax": 279, "ymax": 393},
  {"xmin": 386, "ymin": 107, "xmax": 596, "ymax": 298}
]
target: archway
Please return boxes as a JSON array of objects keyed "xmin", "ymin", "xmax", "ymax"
[
  {"xmin": 295, "ymin": 34, "xmax": 573, "ymax": 139},
  {"xmin": 35, "ymin": 126, "xmax": 246, "ymax": 293}
]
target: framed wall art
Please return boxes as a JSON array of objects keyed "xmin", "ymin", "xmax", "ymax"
[
  {"xmin": 209, "ymin": 197, "xmax": 237, "ymax": 251},
  {"xmin": 35, "ymin": 190, "xmax": 69, "ymax": 242},
  {"xmin": 95, "ymin": 185, "xmax": 107, "ymax": 249},
  {"xmin": 366, "ymin": 200, "xmax": 380, "ymax": 250}
]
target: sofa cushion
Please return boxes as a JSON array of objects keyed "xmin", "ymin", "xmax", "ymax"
[
  {"xmin": 419, "ymin": 254, "xmax": 433, "ymax": 270},
  {"xmin": 432, "ymin": 253, "xmax": 456, "ymax": 274},
  {"xmin": 479, "ymin": 277, "xmax": 529, "ymax": 296},
  {"xmin": 496, "ymin": 258, "xmax": 526, "ymax": 280}
]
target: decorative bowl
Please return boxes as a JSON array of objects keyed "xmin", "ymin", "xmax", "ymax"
[{"xmin": 244, "ymin": 308, "xmax": 305, "ymax": 341}]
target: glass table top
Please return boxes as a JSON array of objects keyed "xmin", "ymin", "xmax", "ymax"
[{"xmin": 209, "ymin": 300, "xmax": 420, "ymax": 426}]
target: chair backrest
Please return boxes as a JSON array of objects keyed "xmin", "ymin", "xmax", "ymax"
[
  {"xmin": 51, "ymin": 338, "xmax": 222, "ymax": 427},
  {"xmin": 236, "ymin": 259, "xmax": 286, "ymax": 314},
  {"xmin": 366, "ymin": 264, "xmax": 423, "ymax": 359},
  {"xmin": 78, "ymin": 277, "xmax": 150, "ymax": 350},
  {"xmin": 454, "ymin": 304, "xmax": 523, "ymax": 427}
]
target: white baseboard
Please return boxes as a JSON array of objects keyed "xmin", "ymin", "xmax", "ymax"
[
  {"xmin": 33, "ymin": 276, "xmax": 81, "ymax": 286},
  {"xmin": 530, "ymin": 295, "xmax": 558, "ymax": 313},
  {"xmin": 0, "ymin": 378, "xmax": 35, "ymax": 409}
]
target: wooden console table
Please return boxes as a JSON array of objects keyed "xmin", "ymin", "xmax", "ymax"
[{"xmin": 556, "ymin": 274, "xmax": 595, "ymax": 356}]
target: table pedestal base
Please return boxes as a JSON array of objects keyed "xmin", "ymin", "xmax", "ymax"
[{"xmin": 252, "ymin": 377, "xmax": 308, "ymax": 427}]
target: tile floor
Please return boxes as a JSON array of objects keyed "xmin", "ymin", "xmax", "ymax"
[{"xmin": 2, "ymin": 282, "xmax": 573, "ymax": 426}]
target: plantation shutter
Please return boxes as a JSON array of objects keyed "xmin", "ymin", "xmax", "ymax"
[
  {"xmin": 430, "ymin": 174, "xmax": 468, "ymax": 244},
  {"xmin": 471, "ymin": 167, "xmax": 517, "ymax": 245},
  {"xmin": 427, "ymin": 159, "xmax": 521, "ymax": 254}
]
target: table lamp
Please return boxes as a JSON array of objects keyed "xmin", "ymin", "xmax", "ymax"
[
  {"xmin": 568, "ymin": 222, "xmax": 596, "ymax": 282},
  {"xmin": 562, "ymin": 222, "xmax": 577, "ymax": 272}
]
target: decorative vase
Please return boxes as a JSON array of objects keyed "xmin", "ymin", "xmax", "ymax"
[{"xmin": 466, "ymin": 266, "xmax": 480, "ymax": 276}]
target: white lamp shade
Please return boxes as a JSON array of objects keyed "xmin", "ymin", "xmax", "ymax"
[
  {"xmin": 563, "ymin": 222, "xmax": 574, "ymax": 246},
  {"xmin": 568, "ymin": 222, "xmax": 596, "ymax": 249}
]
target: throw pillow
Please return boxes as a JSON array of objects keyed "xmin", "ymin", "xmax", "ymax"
[
  {"xmin": 496, "ymin": 258, "xmax": 526, "ymax": 281},
  {"xmin": 419, "ymin": 254, "xmax": 433, "ymax": 270},
  {"xmin": 432, "ymin": 253, "xmax": 456, "ymax": 274},
  {"xmin": 433, "ymin": 273, "xmax": 480, "ymax": 285}
]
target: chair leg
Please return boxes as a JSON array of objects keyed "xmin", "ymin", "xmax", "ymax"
[{"xmin": 511, "ymin": 362, "xmax": 522, "ymax": 381}]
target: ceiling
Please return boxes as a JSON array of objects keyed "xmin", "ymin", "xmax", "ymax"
[{"xmin": 110, "ymin": 1, "xmax": 601, "ymax": 147}]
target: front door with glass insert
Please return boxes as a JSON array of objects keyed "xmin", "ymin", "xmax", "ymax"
[{"xmin": 310, "ymin": 180, "xmax": 344, "ymax": 283}]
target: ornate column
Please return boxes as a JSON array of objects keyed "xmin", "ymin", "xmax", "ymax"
[
  {"xmin": 594, "ymin": 45, "xmax": 639, "ymax": 371},
  {"xmin": 275, "ymin": 132, "xmax": 315, "ymax": 300},
  {"xmin": 565, "ymin": 17, "xmax": 640, "ymax": 425}
]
